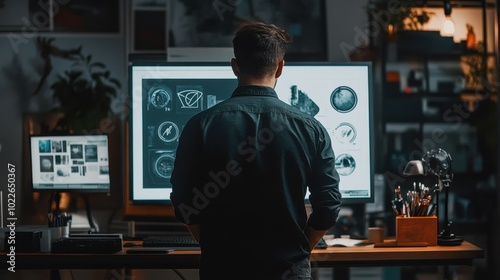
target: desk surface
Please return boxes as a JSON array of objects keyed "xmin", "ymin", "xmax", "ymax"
[
  {"xmin": 0, "ymin": 240, "xmax": 484, "ymax": 270},
  {"xmin": 310, "ymin": 240, "xmax": 484, "ymax": 267}
]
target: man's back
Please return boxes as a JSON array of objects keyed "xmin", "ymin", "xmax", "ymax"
[
  {"xmin": 171, "ymin": 85, "xmax": 341, "ymax": 279},
  {"xmin": 171, "ymin": 21, "xmax": 341, "ymax": 280}
]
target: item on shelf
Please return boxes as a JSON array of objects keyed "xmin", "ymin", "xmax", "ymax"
[
  {"xmin": 466, "ymin": 24, "xmax": 476, "ymax": 50},
  {"xmin": 386, "ymin": 71, "xmax": 401, "ymax": 94},
  {"xmin": 407, "ymin": 69, "xmax": 425, "ymax": 93},
  {"xmin": 437, "ymin": 81, "xmax": 455, "ymax": 93}
]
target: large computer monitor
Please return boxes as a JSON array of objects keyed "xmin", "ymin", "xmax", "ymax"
[
  {"xmin": 29, "ymin": 134, "xmax": 111, "ymax": 192},
  {"xmin": 126, "ymin": 62, "xmax": 374, "ymax": 216}
]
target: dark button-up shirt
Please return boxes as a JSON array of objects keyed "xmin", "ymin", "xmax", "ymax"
[{"xmin": 171, "ymin": 85, "xmax": 341, "ymax": 279}]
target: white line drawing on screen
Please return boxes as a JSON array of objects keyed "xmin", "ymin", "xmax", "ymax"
[
  {"xmin": 154, "ymin": 151, "xmax": 175, "ymax": 179},
  {"xmin": 157, "ymin": 121, "xmax": 180, "ymax": 143},
  {"xmin": 148, "ymin": 85, "xmax": 172, "ymax": 111},
  {"xmin": 334, "ymin": 122, "xmax": 357, "ymax": 144},
  {"xmin": 177, "ymin": 89, "xmax": 203, "ymax": 109}
]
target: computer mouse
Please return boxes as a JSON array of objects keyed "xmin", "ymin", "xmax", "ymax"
[
  {"xmin": 330, "ymin": 244, "xmax": 347, "ymax": 247},
  {"xmin": 123, "ymin": 242, "xmax": 139, "ymax": 247}
]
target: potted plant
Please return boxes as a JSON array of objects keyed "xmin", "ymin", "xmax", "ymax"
[
  {"xmin": 33, "ymin": 37, "xmax": 121, "ymax": 133},
  {"xmin": 461, "ymin": 41, "xmax": 495, "ymax": 90},
  {"xmin": 368, "ymin": 0, "xmax": 434, "ymax": 39}
]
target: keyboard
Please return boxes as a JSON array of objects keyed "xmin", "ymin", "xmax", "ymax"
[
  {"xmin": 142, "ymin": 235, "xmax": 199, "ymax": 248},
  {"xmin": 143, "ymin": 235, "xmax": 326, "ymax": 249}
]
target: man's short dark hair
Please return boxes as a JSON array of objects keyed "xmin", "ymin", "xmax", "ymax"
[{"xmin": 232, "ymin": 21, "xmax": 293, "ymax": 78}]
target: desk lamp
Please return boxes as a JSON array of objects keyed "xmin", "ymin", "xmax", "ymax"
[{"xmin": 403, "ymin": 148, "xmax": 463, "ymax": 246}]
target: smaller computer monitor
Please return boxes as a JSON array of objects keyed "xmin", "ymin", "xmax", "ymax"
[{"xmin": 29, "ymin": 134, "xmax": 111, "ymax": 192}]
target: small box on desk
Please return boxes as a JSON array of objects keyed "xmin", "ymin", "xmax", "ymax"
[
  {"xmin": 1, "ymin": 226, "xmax": 66, "ymax": 252},
  {"xmin": 396, "ymin": 216, "xmax": 437, "ymax": 246},
  {"xmin": 51, "ymin": 233, "xmax": 123, "ymax": 254}
]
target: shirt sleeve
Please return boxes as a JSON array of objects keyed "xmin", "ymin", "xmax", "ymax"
[
  {"xmin": 306, "ymin": 125, "xmax": 342, "ymax": 230},
  {"xmin": 170, "ymin": 118, "xmax": 204, "ymax": 225}
]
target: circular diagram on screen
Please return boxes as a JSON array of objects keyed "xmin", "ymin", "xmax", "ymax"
[
  {"xmin": 330, "ymin": 86, "xmax": 357, "ymax": 113},
  {"xmin": 148, "ymin": 85, "xmax": 172, "ymax": 110},
  {"xmin": 157, "ymin": 121, "xmax": 180, "ymax": 143},
  {"xmin": 334, "ymin": 122, "xmax": 357, "ymax": 144},
  {"xmin": 154, "ymin": 153, "xmax": 175, "ymax": 179},
  {"xmin": 335, "ymin": 154, "xmax": 356, "ymax": 176}
]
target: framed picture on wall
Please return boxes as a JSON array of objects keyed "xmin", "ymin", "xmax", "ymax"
[
  {"xmin": 0, "ymin": 0, "xmax": 52, "ymax": 31},
  {"xmin": 0, "ymin": 0, "xmax": 121, "ymax": 33},
  {"xmin": 46, "ymin": 0, "xmax": 120, "ymax": 33},
  {"xmin": 167, "ymin": 0, "xmax": 327, "ymax": 61}
]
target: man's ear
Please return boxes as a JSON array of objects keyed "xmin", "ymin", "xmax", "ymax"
[
  {"xmin": 231, "ymin": 58, "xmax": 239, "ymax": 77},
  {"xmin": 275, "ymin": 60, "xmax": 284, "ymax": 78}
]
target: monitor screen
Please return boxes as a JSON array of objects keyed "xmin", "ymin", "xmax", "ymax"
[
  {"xmin": 128, "ymin": 62, "xmax": 373, "ymax": 207},
  {"xmin": 29, "ymin": 134, "xmax": 111, "ymax": 192}
]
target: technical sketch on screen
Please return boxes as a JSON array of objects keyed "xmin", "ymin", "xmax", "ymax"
[
  {"xmin": 334, "ymin": 122, "xmax": 357, "ymax": 144},
  {"xmin": 290, "ymin": 85, "xmax": 320, "ymax": 117},
  {"xmin": 176, "ymin": 85, "xmax": 204, "ymax": 113},
  {"xmin": 330, "ymin": 86, "xmax": 357, "ymax": 113},
  {"xmin": 140, "ymin": 78, "xmax": 237, "ymax": 188},
  {"xmin": 147, "ymin": 84, "xmax": 173, "ymax": 111},
  {"xmin": 207, "ymin": 95, "xmax": 226, "ymax": 109},
  {"xmin": 157, "ymin": 121, "xmax": 180, "ymax": 143},
  {"xmin": 149, "ymin": 150, "xmax": 175, "ymax": 184},
  {"xmin": 335, "ymin": 154, "xmax": 356, "ymax": 176}
]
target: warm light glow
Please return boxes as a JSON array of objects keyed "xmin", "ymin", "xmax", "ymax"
[
  {"xmin": 441, "ymin": 16, "xmax": 455, "ymax": 36},
  {"xmin": 387, "ymin": 24, "xmax": 394, "ymax": 36}
]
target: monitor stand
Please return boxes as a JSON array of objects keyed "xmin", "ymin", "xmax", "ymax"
[
  {"xmin": 69, "ymin": 211, "xmax": 99, "ymax": 234},
  {"xmin": 48, "ymin": 192, "xmax": 99, "ymax": 233},
  {"xmin": 81, "ymin": 194, "xmax": 98, "ymax": 233}
]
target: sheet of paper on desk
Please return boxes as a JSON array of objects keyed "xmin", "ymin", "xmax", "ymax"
[{"xmin": 325, "ymin": 238, "xmax": 362, "ymax": 247}]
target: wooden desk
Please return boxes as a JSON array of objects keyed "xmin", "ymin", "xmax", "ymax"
[
  {"xmin": 0, "ymin": 241, "xmax": 484, "ymax": 273},
  {"xmin": 310, "ymin": 240, "xmax": 483, "ymax": 268}
]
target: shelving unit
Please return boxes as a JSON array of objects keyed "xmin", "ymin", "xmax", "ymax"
[
  {"xmin": 369, "ymin": 0, "xmax": 497, "ymax": 172},
  {"xmin": 369, "ymin": 3, "xmax": 497, "ymax": 266}
]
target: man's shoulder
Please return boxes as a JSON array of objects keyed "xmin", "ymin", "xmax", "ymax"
[{"xmin": 279, "ymin": 106, "xmax": 325, "ymax": 128}]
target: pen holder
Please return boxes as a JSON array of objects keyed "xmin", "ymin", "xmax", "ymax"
[
  {"xmin": 49, "ymin": 224, "xmax": 70, "ymax": 239},
  {"xmin": 396, "ymin": 215, "xmax": 437, "ymax": 246}
]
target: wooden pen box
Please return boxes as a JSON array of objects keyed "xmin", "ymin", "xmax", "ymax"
[{"xmin": 396, "ymin": 216, "xmax": 438, "ymax": 246}]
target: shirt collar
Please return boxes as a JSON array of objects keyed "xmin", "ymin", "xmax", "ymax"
[{"xmin": 231, "ymin": 85, "xmax": 279, "ymax": 98}]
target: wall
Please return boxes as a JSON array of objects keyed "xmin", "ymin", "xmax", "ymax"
[{"xmin": 327, "ymin": 0, "xmax": 370, "ymax": 61}]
